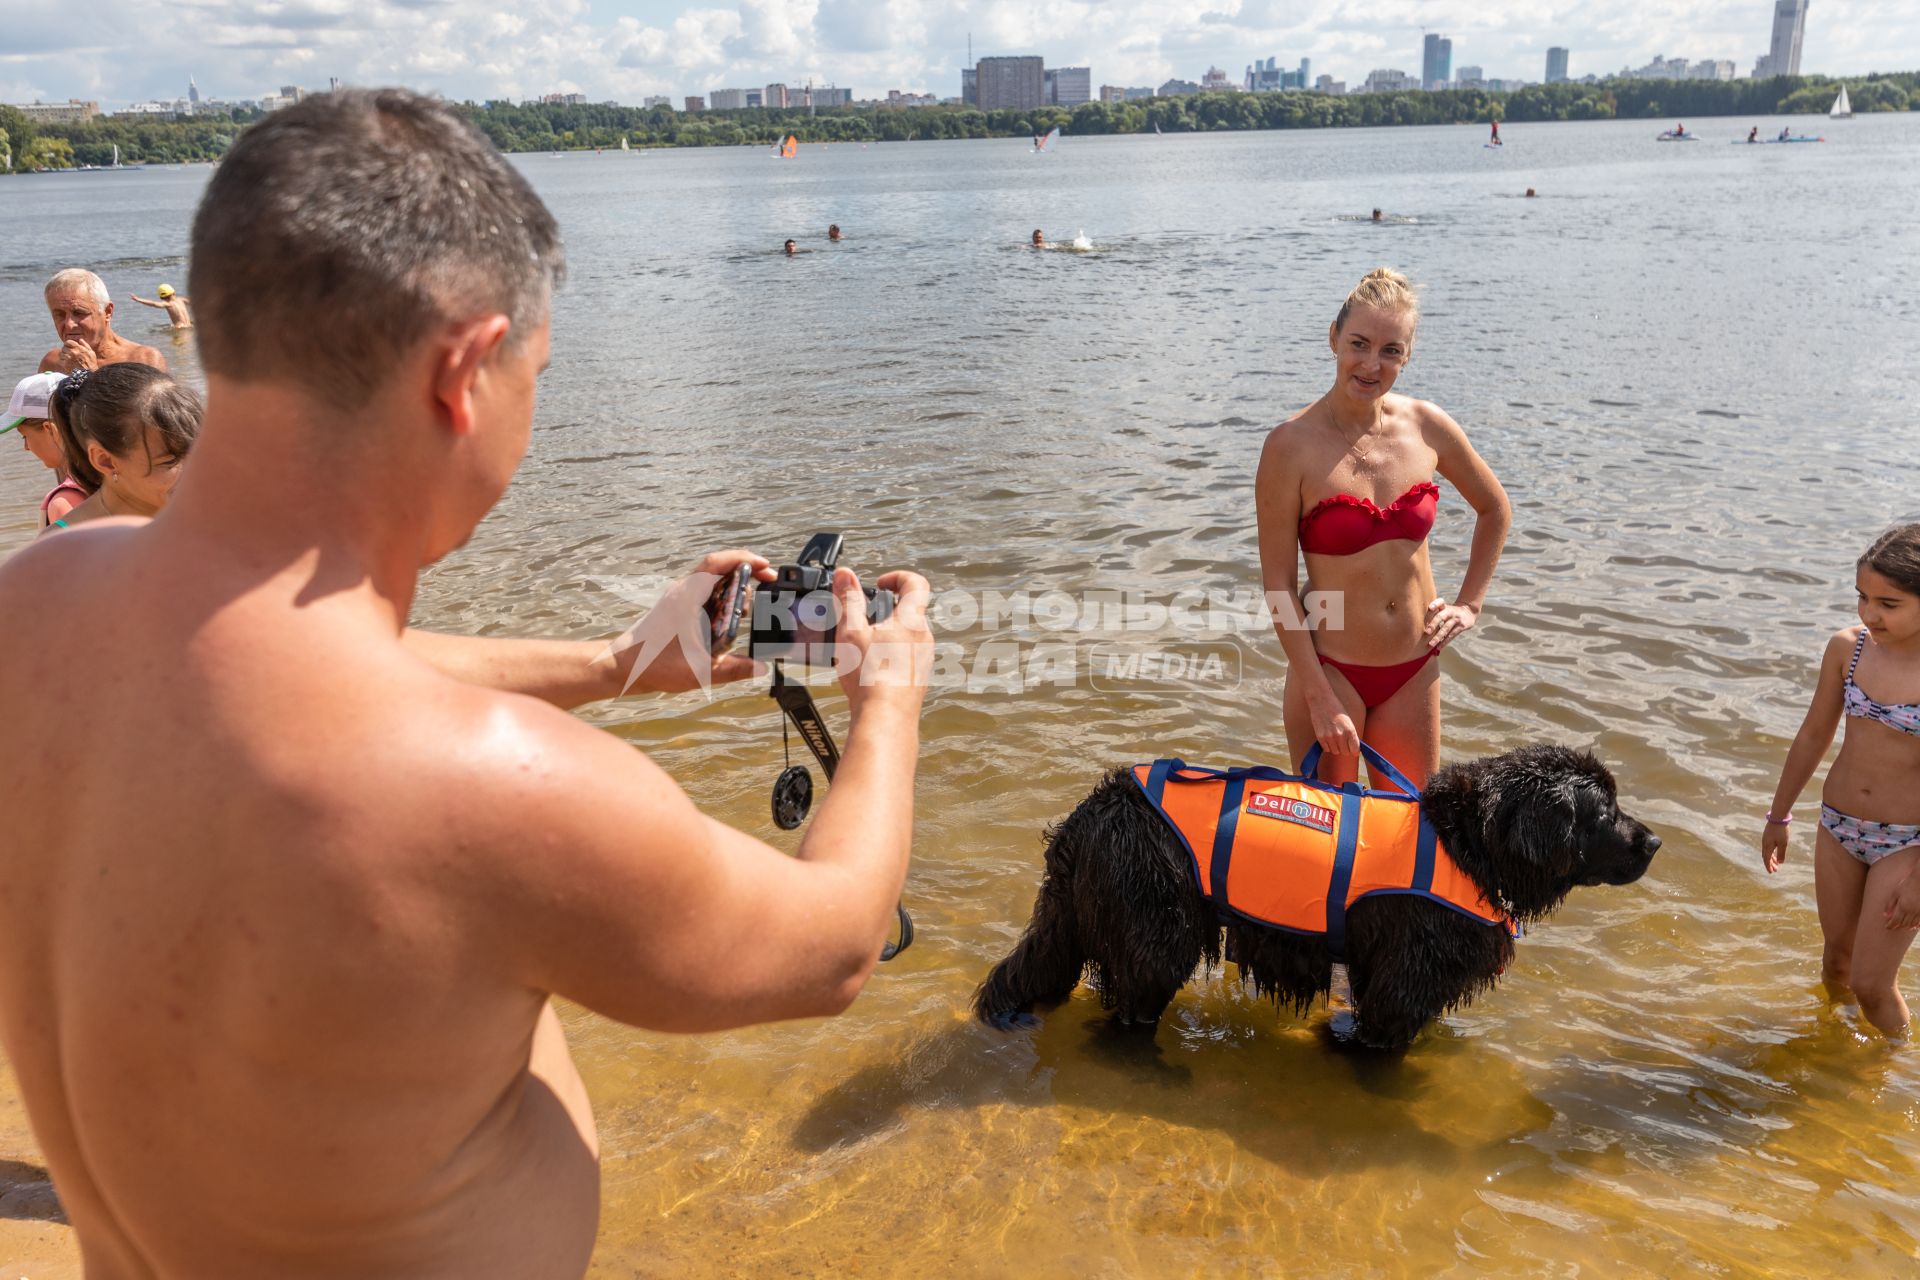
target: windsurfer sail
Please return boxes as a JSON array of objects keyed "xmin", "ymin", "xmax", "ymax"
[
  {"xmin": 777, "ymin": 134, "xmax": 798, "ymax": 159},
  {"xmin": 1032, "ymin": 126, "xmax": 1060, "ymax": 153}
]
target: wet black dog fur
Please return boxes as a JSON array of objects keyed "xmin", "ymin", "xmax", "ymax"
[{"xmin": 975, "ymin": 745, "xmax": 1660, "ymax": 1051}]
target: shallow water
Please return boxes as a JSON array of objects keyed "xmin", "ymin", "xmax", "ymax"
[{"xmin": 4, "ymin": 115, "xmax": 1920, "ymax": 1276}]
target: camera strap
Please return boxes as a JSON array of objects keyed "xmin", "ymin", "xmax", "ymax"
[
  {"xmin": 770, "ymin": 665, "xmax": 840, "ymax": 778},
  {"xmin": 768, "ymin": 663, "xmax": 912, "ymax": 961}
]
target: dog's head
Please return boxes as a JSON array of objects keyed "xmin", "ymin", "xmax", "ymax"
[{"xmin": 1427, "ymin": 745, "xmax": 1660, "ymax": 922}]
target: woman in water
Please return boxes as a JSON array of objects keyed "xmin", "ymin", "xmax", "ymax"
[
  {"xmin": 42, "ymin": 364, "xmax": 201, "ymax": 533},
  {"xmin": 1762, "ymin": 524, "xmax": 1920, "ymax": 1036},
  {"xmin": 1256, "ymin": 268, "xmax": 1511, "ymax": 790}
]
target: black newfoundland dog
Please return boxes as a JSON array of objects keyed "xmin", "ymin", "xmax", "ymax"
[{"xmin": 976, "ymin": 745, "xmax": 1660, "ymax": 1050}]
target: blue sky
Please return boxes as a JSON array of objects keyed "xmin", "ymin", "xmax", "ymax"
[{"xmin": 1, "ymin": 1, "xmax": 1913, "ymax": 108}]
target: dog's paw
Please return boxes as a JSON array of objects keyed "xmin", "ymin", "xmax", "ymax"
[{"xmin": 982, "ymin": 1008, "xmax": 1042, "ymax": 1031}]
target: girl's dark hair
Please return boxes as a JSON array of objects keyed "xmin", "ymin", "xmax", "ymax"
[
  {"xmin": 1860, "ymin": 523, "xmax": 1920, "ymax": 597},
  {"xmin": 49, "ymin": 364, "xmax": 203, "ymax": 487}
]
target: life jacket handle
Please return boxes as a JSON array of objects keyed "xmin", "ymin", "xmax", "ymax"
[{"xmin": 1296, "ymin": 740, "xmax": 1421, "ymax": 797}]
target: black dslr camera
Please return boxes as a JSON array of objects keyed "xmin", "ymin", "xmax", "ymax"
[
  {"xmin": 748, "ymin": 532, "xmax": 896, "ymax": 665},
  {"xmin": 746, "ymin": 532, "xmax": 912, "ymax": 960}
]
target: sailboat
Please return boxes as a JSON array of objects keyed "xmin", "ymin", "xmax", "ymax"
[
  {"xmin": 1830, "ymin": 85, "xmax": 1852, "ymax": 119},
  {"xmin": 619, "ymin": 135, "xmax": 630, "ymax": 151},
  {"xmin": 1032, "ymin": 125, "xmax": 1060, "ymax": 153},
  {"xmin": 110, "ymin": 143, "xmax": 119, "ymax": 168}
]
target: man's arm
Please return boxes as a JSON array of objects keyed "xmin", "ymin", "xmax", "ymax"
[
  {"xmin": 404, "ymin": 549, "xmax": 774, "ymax": 707},
  {"xmin": 466, "ymin": 569, "xmax": 933, "ymax": 1030},
  {"xmin": 401, "ymin": 629, "xmax": 628, "ymax": 709},
  {"xmin": 129, "ymin": 294, "xmax": 165, "ymax": 309}
]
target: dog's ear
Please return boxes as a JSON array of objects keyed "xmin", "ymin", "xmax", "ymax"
[{"xmin": 1479, "ymin": 752, "xmax": 1583, "ymax": 918}]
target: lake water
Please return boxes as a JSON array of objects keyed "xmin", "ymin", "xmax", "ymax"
[{"xmin": 4, "ymin": 114, "xmax": 1920, "ymax": 1277}]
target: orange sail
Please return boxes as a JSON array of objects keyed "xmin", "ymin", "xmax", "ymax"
[{"xmin": 780, "ymin": 134, "xmax": 798, "ymax": 159}]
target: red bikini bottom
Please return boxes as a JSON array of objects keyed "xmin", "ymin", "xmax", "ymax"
[{"xmin": 1319, "ymin": 649, "xmax": 1439, "ymax": 710}]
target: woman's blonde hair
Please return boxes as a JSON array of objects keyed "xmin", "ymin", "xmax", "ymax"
[{"xmin": 1335, "ymin": 267, "xmax": 1419, "ymax": 334}]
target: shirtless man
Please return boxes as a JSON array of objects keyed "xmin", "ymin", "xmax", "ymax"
[
  {"xmin": 129, "ymin": 283, "xmax": 193, "ymax": 329},
  {"xmin": 0, "ymin": 88, "xmax": 932, "ymax": 1279},
  {"xmin": 37, "ymin": 268, "xmax": 168, "ymax": 374}
]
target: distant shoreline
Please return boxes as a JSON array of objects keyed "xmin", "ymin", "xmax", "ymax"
[{"xmin": 2, "ymin": 71, "xmax": 1911, "ymax": 169}]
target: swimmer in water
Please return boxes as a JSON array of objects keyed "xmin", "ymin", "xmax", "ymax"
[
  {"xmin": 828, "ymin": 224, "xmax": 842, "ymax": 241},
  {"xmin": 784, "ymin": 239, "xmax": 797, "ymax": 256},
  {"xmin": 1371, "ymin": 209, "xmax": 1383, "ymax": 222},
  {"xmin": 1031, "ymin": 229, "xmax": 1046, "ymax": 248},
  {"xmin": 1749, "ymin": 126, "xmax": 1759, "ymax": 143},
  {"xmin": 1524, "ymin": 188, "xmax": 1536, "ymax": 198},
  {"xmin": 129, "ymin": 284, "xmax": 193, "ymax": 330}
]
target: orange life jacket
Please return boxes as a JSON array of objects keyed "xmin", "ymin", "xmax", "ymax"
[{"xmin": 1131, "ymin": 750, "xmax": 1516, "ymax": 958}]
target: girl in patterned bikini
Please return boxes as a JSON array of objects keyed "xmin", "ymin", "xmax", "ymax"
[
  {"xmin": 1763, "ymin": 523, "xmax": 1920, "ymax": 1036},
  {"xmin": 1255, "ymin": 268, "xmax": 1512, "ymax": 792}
]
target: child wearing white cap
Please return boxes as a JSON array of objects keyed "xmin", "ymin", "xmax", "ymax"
[{"xmin": 4, "ymin": 371, "xmax": 92, "ymax": 527}]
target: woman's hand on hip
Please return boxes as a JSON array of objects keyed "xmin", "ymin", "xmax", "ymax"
[{"xmin": 1424, "ymin": 599, "xmax": 1479, "ymax": 649}]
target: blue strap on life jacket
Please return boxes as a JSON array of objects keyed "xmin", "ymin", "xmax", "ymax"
[
  {"xmin": 1411, "ymin": 816, "xmax": 1439, "ymax": 893},
  {"xmin": 1297, "ymin": 741, "xmax": 1421, "ymax": 798},
  {"xmin": 1142, "ymin": 757, "xmax": 1176, "ymax": 808},
  {"xmin": 1209, "ymin": 775, "xmax": 1247, "ymax": 914},
  {"xmin": 1322, "ymin": 781, "xmax": 1365, "ymax": 959}
]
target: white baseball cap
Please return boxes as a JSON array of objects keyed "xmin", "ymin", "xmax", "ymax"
[{"xmin": 4, "ymin": 371, "xmax": 65, "ymax": 434}]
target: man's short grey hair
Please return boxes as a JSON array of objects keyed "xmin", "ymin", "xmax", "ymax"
[
  {"xmin": 45, "ymin": 269, "xmax": 110, "ymax": 307},
  {"xmin": 189, "ymin": 88, "xmax": 565, "ymax": 411}
]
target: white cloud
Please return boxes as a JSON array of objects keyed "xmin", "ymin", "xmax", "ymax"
[{"xmin": 0, "ymin": 0, "xmax": 1911, "ymax": 107}]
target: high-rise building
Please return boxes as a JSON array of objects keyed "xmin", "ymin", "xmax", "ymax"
[
  {"xmin": 1456, "ymin": 66, "xmax": 1485, "ymax": 87},
  {"xmin": 975, "ymin": 56, "xmax": 1044, "ymax": 111},
  {"xmin": 1315, "ymin": 74, "xmax": 1346, "ymax": 95},
  {"xmin": 1759, "ymin": 0, "xmax": 1809, "ymax": 77},
  {"xmin": 188, "ymin": 75, "xmax": 200, "ymax": 113},
  {"xmin": 1422, "ymin": 34, "xmax": 1453, "ymax": 89},
  {"xmin": 643, "ymin": 95, "xmax": 672, "ymax": 109},
  {"xmin": 1099, "ymin": 85, "xmax": 1127, "ymax": 103},
  {"xmin": 745, "ymin": 89, "xmax": 762, "ymax": 108},
  {"xmin": 708, "ymin": 88, "xmax": 746, "ymax": 110},
  {"xmin": 684, "ymin": 96, "xmax": 706, "ymax": 112},
  {"xmin": 1299, "ymin": 58, "xmax": 1311, "ymax": 87},
  {"xmin": 1546, "ymin": 47, "xmax": 1570, "ymax": 83},
  {"xmin": 1362, "ymin": 68, "xmax": 1418, "ymax": 94},
  {"xmin": 961, "ymin": 67, "xmax": 978, "ymax": 106},
  {"xmin": 1200, "ymin": 66, "xmax": 1235, "ymax": 93},
  {"xmin": 1044, "ymin": 66, "xmax": 1091, "ymax": 105},
  {"xmin": 764, "ymin": 84, "xmax": 788, "ymax": 109}
]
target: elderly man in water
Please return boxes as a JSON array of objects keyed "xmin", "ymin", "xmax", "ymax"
[
  {"xmin": 37, "ymin": 267, "xmax": 167, "ymax": 374},
  {"xmin": 0, "ymin": 88, "xmax": 932, "ymax": 1279}
]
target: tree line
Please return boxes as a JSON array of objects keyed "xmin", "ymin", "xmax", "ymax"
[{"xmin": 2, "ymin": 72, "xmax": 1913, "ymax": 170}]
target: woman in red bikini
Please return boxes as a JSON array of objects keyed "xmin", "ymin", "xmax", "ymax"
[{"xmin": 1255, "ymin": 268, "xmax": 1511, "ymax": 791}]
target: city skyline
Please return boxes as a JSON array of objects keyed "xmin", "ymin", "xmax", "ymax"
[{"xmin": 3, "ymin": 1, "xmax": 1914, "ymax": 110}]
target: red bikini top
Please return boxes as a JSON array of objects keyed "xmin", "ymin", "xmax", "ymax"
[{"xmin": 1298, "ymin": 481, "xmax": 1440, "ymax": 556}]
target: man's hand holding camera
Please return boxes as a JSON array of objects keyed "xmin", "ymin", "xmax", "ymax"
[
  {"xmin": 601, "ymin": 548, "xmax": 775, "ymax": 697},
  {"xmin": 830, "ymin": 566, "xmax": 935, "ymax": 716}
]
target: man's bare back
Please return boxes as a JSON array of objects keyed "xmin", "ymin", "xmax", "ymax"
[{"xmin": 0, "ymin": 90, "xmax": 930, "ymax": 1279}]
